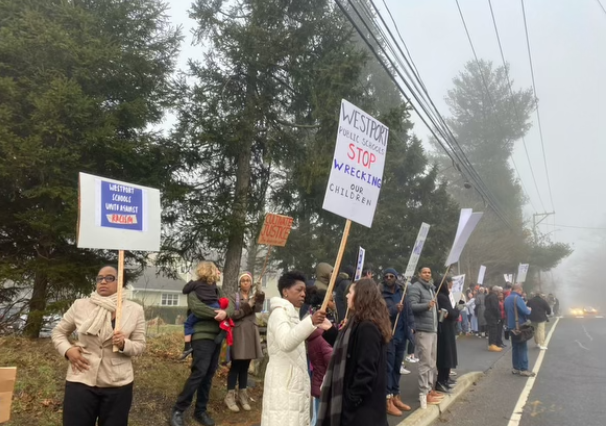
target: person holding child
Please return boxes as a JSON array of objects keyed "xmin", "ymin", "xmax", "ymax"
[
  {"xmin": 170, "ymin": 261, "xmax": 234, "ymax": 426},
  {"xmin": 224, "ymin": 272, "xmax": 265, "ymax": 412}
]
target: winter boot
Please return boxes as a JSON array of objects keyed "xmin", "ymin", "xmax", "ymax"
[{"xmin": 224, "ymin": 390, "xmax": 240, "ymax": 412}]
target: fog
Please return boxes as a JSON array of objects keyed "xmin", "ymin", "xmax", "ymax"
[{"xmin": 165, "ymin": 0, "xmax": 606, "ymax": 311}]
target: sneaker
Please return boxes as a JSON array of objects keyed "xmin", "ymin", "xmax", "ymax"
[
  {"xmin": 519, "ymin": 370, "xmax": 536, "ymax": 377},
  {"xmin": 237, "ymin": 388, "xmax": 252, "ymax": 411},
  {"xmin": 400, "ymin": 366, "xmax": 411, "ymax": 375},
  {"xmin": 488, "ymin": 344, "xmax": 503, "ymax": 352},
  {"xmin": 539, "ymin": 345, "xmax": 548, "ymax": 350},
  {"xmin": 435, "ymin": 382, "xmax": 452, "ymax": 394},
  {"xmin": 512, "ymin": 369, "xmax": 520, "ymax": 375},
  {"xmin": 447, "ymin": 379, "xmax": 457, "ymax": 386},
  {"xmin": 224, "ymin": 390, "xmax": 240, "ymax": 412},
  {"xmin": 405, "ymin": 355, "xmax": 418, "ymax": 363},
  {"xmin": 449, "ymin": 370, "xmax": 458, "ymax": 376},
  {"xmin": 419, "ymin": 394, "xmax": 428, "ymax": 409}
]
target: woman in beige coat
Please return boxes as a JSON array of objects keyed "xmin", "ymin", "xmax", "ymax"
[
  {"xmin": 224, "ymin": 271, "xmax": 265, "ymax": 412},
  {"xmin": 51, "ymin": 265, "xmax": 146, "ymax": 426}
]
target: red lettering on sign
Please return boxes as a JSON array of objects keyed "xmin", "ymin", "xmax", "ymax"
[{"xmin": 346, "ymin": 143, "xmax": 376, "ymax": 169}]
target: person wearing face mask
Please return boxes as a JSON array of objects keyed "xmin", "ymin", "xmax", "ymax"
[
  {"xmin": 408, "ymin": 266, "xmax": 443, "ymax": 409},
  {"xmin": 261, "ymin": 271, "xmax": 331, "ymax": 426},
  {"xmin": 51, "ymin": 265, "xmax": 146, "ymax": 426},
  {"xmin": 224, "ymin": 272, "xmax": 265, "ymax": 413}
]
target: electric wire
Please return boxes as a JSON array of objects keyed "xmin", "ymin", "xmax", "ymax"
[
  {"xmin": 340, "ymin": 0, "xmax": 515, "ymax": 230},
  {"xmin": 520, "ymin": 0, "xmax": 556, "ymax": 212}
]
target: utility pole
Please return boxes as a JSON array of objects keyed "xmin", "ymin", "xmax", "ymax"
[{"xmin": 532, "ymin": 212, "xmax": 555, "ymax": 293}]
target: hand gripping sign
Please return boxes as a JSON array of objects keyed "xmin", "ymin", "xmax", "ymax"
[
  {"xmin": 320, "ymin": 100, "xmax": 389, "ymax": 310},
  {"xmin": 77, "ymin": 172, "xmax": 161, "ymax": 351}
]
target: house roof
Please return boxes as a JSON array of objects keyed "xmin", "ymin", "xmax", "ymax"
[{"xmin": 129, "ymin": 266, "xmax": 186, "ymax": 292}]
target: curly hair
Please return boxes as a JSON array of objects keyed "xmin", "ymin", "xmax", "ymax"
[
  {"xmin": 195, "ymin": 261, "xmax": 219, "ymax": 283},
  {"xmin": 350, "ymin": 278, "xmax": 392, "ymax": 343}
]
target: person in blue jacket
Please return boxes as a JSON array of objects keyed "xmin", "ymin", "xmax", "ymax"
[
  {"xmin": 504, "ymin": 283, "xmax": 535, "ymax": 377},
  {"xmin": 381, "ymin": 268, "xmax": 415, "ymax": 416}
]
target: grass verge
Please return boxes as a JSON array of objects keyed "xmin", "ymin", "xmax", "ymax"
[{"xmin": 0, "ymin": 333, "xmax": 263, "ymax": 426}]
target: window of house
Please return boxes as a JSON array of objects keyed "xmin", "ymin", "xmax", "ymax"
[{"xmin": 161, "ymin": 293, "xmax": 179, "ymax": 306}]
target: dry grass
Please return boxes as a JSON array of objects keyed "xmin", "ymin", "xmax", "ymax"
[{"xmin": 0, "ymin": 333, "xmax": 263, "ymax": 426}]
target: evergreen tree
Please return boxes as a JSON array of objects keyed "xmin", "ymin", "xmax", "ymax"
[{"xmin": 0, "ymin": 0, "xmax": 182, "ymax": 336}]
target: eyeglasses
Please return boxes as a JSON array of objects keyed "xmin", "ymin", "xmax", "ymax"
[
  {"xmin": 385, "ymin": 274, "xmax": 396, "ymax": 279},
  {"xmin": 96, "ymin": 275, "xmax": 116, "ymax": 283}
]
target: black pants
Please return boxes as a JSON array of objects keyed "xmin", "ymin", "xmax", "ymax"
[
  {"xmin": 227, "ymin": 359, "xmax": 251, "ymax": 390},
  {"xmin": 63, "ymin": 381, "xmax": 133, "ymax": 426},
  {"xmin": 497, "ymin": 320, "xmax": 504, "ymax": 346},
  {"xmin": 437, "ymin": 367, "xmax": 450, "ymax": 384},
  {"xmin": 488, "ymin": 322, "xmax": 500, "ymax": 346},
  {"xmin": 174, "ymin": 339, "xmax": 221, "ymax": 414}
]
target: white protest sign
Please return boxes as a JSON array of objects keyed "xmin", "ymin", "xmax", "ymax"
[
  {"xmin": 503, "ymin": 274, "xmax": 512, "ymax": 283},
  {"xmin": 517, "ymin": 263, "xmax": 530, "ymax": 283},
  {"xmin": 451, "ymin": 274, "xmax": 466, "ymax": 307},
  {"xmin": 354, "ymin": 247, "xmax": 365, "ymax": 281},
  {"xmin": 77, "ymin": 172, "xmax": 161, "ymax": 251},
  {"xmin": 322, "ymin": 100, "xmax": 389, "ymax": 227},
  {"xmin": 455, "ymin": 208, "xmax": 473, "ymax": 240},
  {"xmin": 404, "ymin": 222, "xmax": 431, "ymax": 278},
  {"xmin": 445, "ymin": 210, "xmax": 484, "ymax": 266},
  {"xmin": 477, "ymin": 265, "xmax": 487, "ymax": 285}
]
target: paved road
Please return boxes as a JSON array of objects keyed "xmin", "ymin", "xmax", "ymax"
[
  {"xmin": 387, "ymin": 333, "xmax": 509, "ymax": 426},
  {"xmin": 435, "ymin": 318, "xmax": 606, "ymax": 426}
]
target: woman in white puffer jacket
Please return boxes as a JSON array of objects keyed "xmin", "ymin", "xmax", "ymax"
[{"xmin": 261, "ymin": 271, "xmax": 330, "ymax": 426}]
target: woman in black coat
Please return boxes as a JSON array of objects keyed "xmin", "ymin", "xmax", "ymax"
[
  {"xmin": 436, "ymin": 277, "xmax": 460, "ymax": 393},
  {"xmin": 318, "ymin": 278, "xmax": 391, "ymax": 426}
]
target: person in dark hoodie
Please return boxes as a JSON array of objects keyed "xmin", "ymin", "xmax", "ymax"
[
  {"xmin": 334, "ymin": 265, "xmax": 355, "ymax": 323},
  {"xmin": 381, "ymin": 267, "xmax": 414, "ymax": 416}
]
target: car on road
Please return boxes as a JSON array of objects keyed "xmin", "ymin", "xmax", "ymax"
[{"xmin": 583, "ymin": 306, "xmax": 599, "ymax": 316}]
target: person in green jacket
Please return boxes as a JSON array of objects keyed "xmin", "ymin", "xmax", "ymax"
[{"xmin": 170, "ymin": 261, "xmax": 235, "ymax": 426}]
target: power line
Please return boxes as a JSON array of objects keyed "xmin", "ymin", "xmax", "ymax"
[
  {"xmin": 538, "ymin": 223, "xmax": 606, "ymax": 231},
  {"xmin": 341, "ymin": 0, "xmax": 515, "ymax": 231},
  {"xmin": 487, "ymin": 0, "xmax": 546, "ymax": 213},
  {"xmin": 520, "ymin": 0, "xmax": 556, "ymax": 212},
  {"xmin": 596, "ymin": 0, "xmax": 606, "ymax": 17}
]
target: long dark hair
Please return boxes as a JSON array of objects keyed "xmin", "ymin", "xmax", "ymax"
[{"xmin": 351, "ymin": 278, "xmax": 392, "ymax": 343}]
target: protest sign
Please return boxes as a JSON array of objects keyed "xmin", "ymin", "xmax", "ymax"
[
  {"xmin": 517, "ymin": 263, "xmax": 530, "ymax": 283},
  {"xmin": 354, "ymin": 247, "xmax": 365, "ymax": 281},
  {"xmin": 257, "ymin": 213, "xmax": 293, "ymax": 247},
  {"xmin": 403, "ymin": 223, "xmax": 431, "ymax": 278},
  {"xmin": 77, "ymin": 172, "xmax": 161, "ymax": 252},
  {"xmin": 322, "ymin": 99, "xmax": 389, "ymax": 228},
  {"xmin": 451, "ymin": 274, "xmax": 466, "ymax": 308},
  {"xmin": 503, "ymin": 274, "xmax": 513, "ymax": 283},
  {"xmin": 77, "ymin": 173, "xmax": 161, "ymax": 351},
  {"xmin": 445, "ymin": 210, "xmax": 484, "ymax": 267},
  {"xmin": 477, "ymin": 265, "xmax": 487, "ymax": 285},
  {"xmin": 0, "ymin": 367, "xmax": 16, "ymax": 423}
]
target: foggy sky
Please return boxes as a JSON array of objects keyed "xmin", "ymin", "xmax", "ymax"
[{"xmin": 164, "ymin": 0, "xmax": 606, "ymax": 307}]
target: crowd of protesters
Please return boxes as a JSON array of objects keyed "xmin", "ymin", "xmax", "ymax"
[{"xmin": 50, "ymin": 260, "xmax": 557, "ymax": 426}]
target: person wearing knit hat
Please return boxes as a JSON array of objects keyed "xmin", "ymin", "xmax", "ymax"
[
  {"xmin": 381, "ymin": 267, "xmax": 415, "ymax": 415},
  {"xmin": 224, "ymin": 271, "xmax": 265, "ymax": 413},
  {"xmin": 313, "ymin": 262, "xmax": 333, "ymax": 291}
]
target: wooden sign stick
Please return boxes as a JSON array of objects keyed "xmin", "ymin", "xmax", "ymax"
[
  {"xmin": 113, "ymin": 249, "xmax": 125, "ymax": 352},
  {"xmin": 392, "ymin": 278, "xmax": 412, "ymax": 335},
  {"xmin": 432, "ymin": 265, "xmax": 452, "ymax": 303},
  {"xmin": 321, "ymin": 220, "xmax": 352, "ymax": 311}
]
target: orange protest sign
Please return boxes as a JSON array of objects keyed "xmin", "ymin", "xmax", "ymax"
[
  {"xmin": 257, "ymin": 214, "xmax": 294, "ymax": 247},
  {"xmin": 0, "ymin": 367, "xmax": 17, "ymax": 424}
]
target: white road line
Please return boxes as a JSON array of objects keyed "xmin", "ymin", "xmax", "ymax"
[
  {"xmin": 574, "ymin": 339, "xmax": 590, "ymax": 351},
  {"xmin": 506, "ymin": 317, "xmax": 560, "ymax": 426},
  {"xmin": 582, "ymin": 325, "xmax": 594, "ymax": 341}
]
